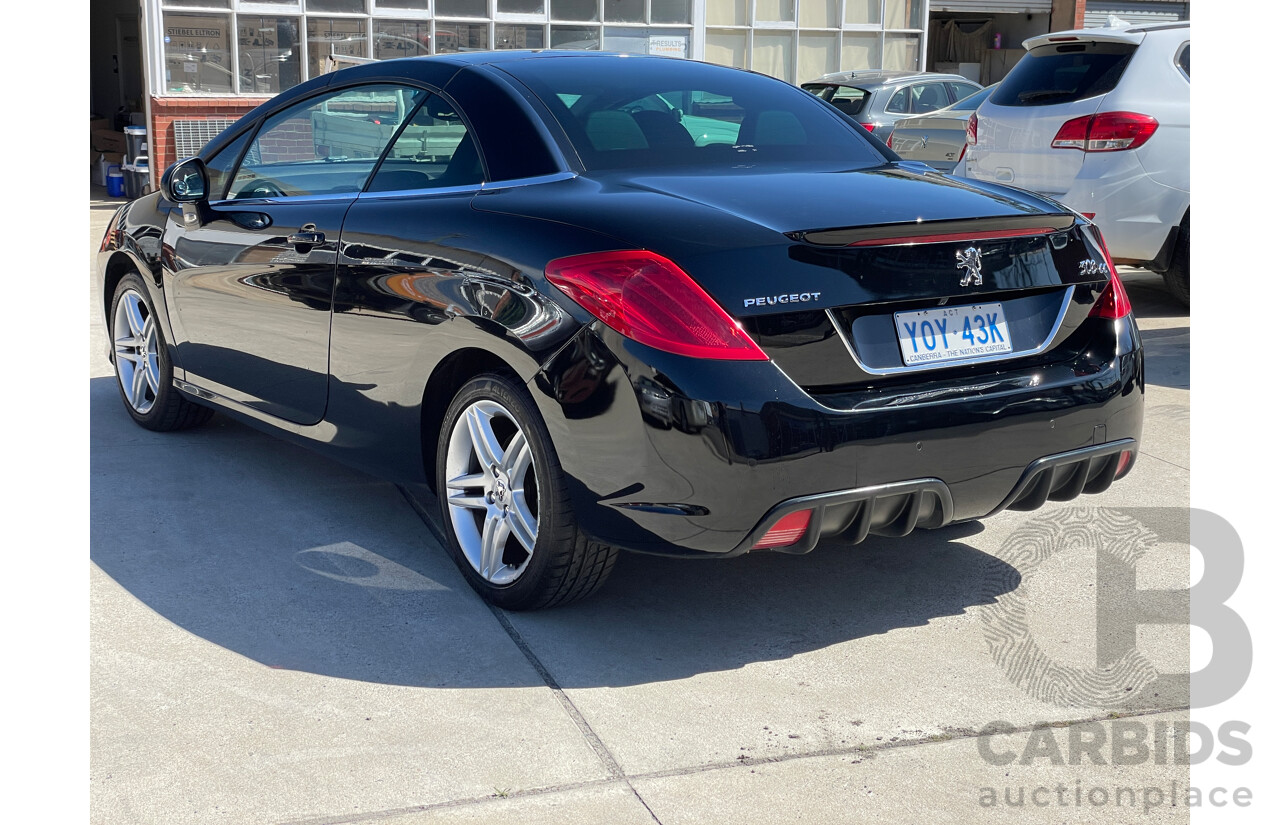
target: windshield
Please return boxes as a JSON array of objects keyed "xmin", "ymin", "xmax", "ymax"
[{"xmin": 499, "ymin": 57, "xmax": 885, "ymax": 172}]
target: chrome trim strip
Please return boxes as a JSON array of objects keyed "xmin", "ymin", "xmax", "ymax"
[
  {"xmin": 479, "ymin": 171, "xmax": 578, "ymax": 191},
  {"xmin": 825, "ymin": 287, "xmax": 1075, "ymax": 376}
]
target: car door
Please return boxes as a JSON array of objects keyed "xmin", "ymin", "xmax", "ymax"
[{"xmin": 165, "ymin": 83, "xmax": 427, "ymax": 424}]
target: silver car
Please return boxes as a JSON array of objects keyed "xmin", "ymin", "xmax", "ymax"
[
  {"xmin": 887, "ymin": 85, "xmax": 996, "ymax": 173},
  {"xmin": 801, "ymin": 70, "xmax": 982, "ymax": 142}
]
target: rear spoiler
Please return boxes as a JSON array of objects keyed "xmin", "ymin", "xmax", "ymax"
[{"xmin": 790, "ymin": 214, "xmax": 1077, "ymax": 248}]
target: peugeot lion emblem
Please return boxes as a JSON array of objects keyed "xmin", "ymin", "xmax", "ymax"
[{"xmin": 956, "ymin": 246, "xmax": 983, "ymax": 287}]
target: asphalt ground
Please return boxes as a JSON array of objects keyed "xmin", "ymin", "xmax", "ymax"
[{"xmin": 89, "ymin": 188, "xmax": 1193, "ymax": 824}]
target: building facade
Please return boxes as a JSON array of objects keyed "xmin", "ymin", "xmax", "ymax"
[{"xmin": 91, "ymin": 1, "xmax": 1184, "ymax": 187}]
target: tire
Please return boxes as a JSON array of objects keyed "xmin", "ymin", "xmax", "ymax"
[
  {"xmin": 1162, "ymin": 214, "xmax": 1189, "ymax": 307},
  {"xmin": 436, "ymin": 373, "xmax": 618, "ymax": 610},
  {"xmin": 110, "ymin": 272, "xmax": 214, "ymax": 431}
]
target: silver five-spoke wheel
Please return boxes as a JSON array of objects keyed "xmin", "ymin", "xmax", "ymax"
[
  {"xmin": 444, "ymin": 399, "xmax": 539, "ymax": 585},
  {"xmin": 113, "ymin": 288, "xmax": 160, "ymax": 415}
]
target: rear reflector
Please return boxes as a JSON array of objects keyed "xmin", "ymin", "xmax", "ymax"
[
  {"xmin": 1086, "ymin": 229, "xmax": 1133, "ymax": 320},
  {"xmin": 846, "ymin": 226, "xmax": 1056, "ymax": 247},
  {"xmin": 1051, "ymin": 112, "xmax": 1159, "ymax": 152},
  {"xmin": 1115, "ymin": 450, "xmax": 1135, "ymax": 478},
  {"xmin": 752, "ymin": 510, "xmax": 813, "ymax": 549},
  {"xmin": 545, "ymin": 250, "xmax": 768, "ymax": 361}
]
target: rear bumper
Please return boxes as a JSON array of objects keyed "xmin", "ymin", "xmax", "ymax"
[
  {"xmin": 530, "ymin": 314, "xmax": 1143, "ymax": 558},
  {"xmin": 732, "ymin": 439, "xmax": 1135, "ymax": 556}
]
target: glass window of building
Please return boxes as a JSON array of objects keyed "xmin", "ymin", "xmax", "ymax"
[
  {"xmin": 238, "ymin": 17, "xmax": 301, "ymax": 94},
  {"xmin": 604, "ymin": 0, "xmax": 644, "ymax": 24},
  {"xmin": 496, "ymin": 24, "xmax": 546, "ymax": 49},
  {"xmin": 436, "ymin": 0, "xmax": 486, "ymax": 16},
  {"xmin": 163, "ymin": 14, "xmax": 234, "ymax": 94},
  {"xmin": 307, "ymin": 17, "xmax": 369, "ymax": 78},
  {"xmin": 436, "ymin": 21, "xmax": 490, "ymax": 52},
  {"xmin": 552, "ymin": 0, "xmax": 599, "ymax": 21},
  {"xmin": 374, "ymin": 19, "xmax": 430, "ymax": 59},
  {"xmin": 152, "ymin": 1, "xmax": 921, "ymax": 98},
  {"xmin": 497, "ymin": 0, "xmax": 546, "ymax": 13}
]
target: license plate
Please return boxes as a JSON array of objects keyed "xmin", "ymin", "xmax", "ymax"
[{"xmin": 894, "ymin": 302, "xmax": 1013, "ymax": 366}]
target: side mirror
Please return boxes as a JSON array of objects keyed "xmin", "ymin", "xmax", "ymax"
[{"xmin": 162, "ymin": 157, "xmax": 209, "ymax": 203}]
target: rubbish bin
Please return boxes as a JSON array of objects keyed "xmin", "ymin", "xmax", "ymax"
[
  {"xmin": 106, "ymin": 166, "xmax": 125, "ymax": 198},
  {"xmin": 123, "ymin": 157, "xmax": 149, "ymax": 199},
  {"xmin": 124, "ymin": 126, "xmax": 148, "ymax": 166}
]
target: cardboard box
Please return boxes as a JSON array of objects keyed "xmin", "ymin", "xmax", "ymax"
[
  {"xmin": 90, "ymin": 117, "xmax": 108, "ymax": 131},
  {"xmin": 91, "ymin": 150, "xmax": 125, "ymax": 167},
  {"xmin": 91, "ymin": 128, "xmax": 128, "ymax": 154}
]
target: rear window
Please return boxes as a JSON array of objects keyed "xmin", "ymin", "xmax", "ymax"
[
  {"xmin": 801, "ymin": 84, "xmax": 870, "ymax": 117},
  {"xmin": 950, "ymin": 86, "xmax": 994, "ymax": 112},
  {"xmin": 502, "ymin": 58, "xmax": 883, "ymax": 172},
  {"xmin": 990, "ymin": 42, "xmax": 1137, "ymax": 107}
]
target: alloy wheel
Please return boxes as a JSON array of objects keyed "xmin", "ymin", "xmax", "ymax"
[
  {"xmin": 113, "ymin": 289, "xmax": 160, "ymax": 415},
  {"xmin": 443, "ymin": 399, "xmax": 539, "ymax": 585}
]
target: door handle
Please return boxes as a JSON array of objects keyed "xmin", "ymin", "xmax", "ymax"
[{"xmin": 287, "ymin": 229, "xmax": 325, "ymax": 246}]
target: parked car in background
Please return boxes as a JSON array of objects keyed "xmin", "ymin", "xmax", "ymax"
[
  {"xmin": 887, "ymin": 85, "xmax": 995, "ymax": 173},
  {"xmin": 964, "ymin": 22, "xmax": 1190, "ymax": 304},
  {"xmin": 801, "ymin": 70, "xmax": 982, "ymax": 142}
]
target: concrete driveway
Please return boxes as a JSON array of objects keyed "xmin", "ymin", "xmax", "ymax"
[{"xmin": 90, "ymin": 190, "xmax": 1192, "ymax": 824}]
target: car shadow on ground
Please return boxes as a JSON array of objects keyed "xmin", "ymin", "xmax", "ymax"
[
  {"xmin": 90, "ymin": 376, "xmax": 1019, "ymax": 689},
  {"xmin": 1121, "ymin": 269, "xmax": 1189, "ymax": 391},
  {"xmin": 1137, "ymin": 326, "xmax": 1190, "ymax": 390}
]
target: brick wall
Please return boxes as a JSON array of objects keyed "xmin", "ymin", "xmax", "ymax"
[
  {"xmin": 1051, "ymin": 0, "xmax": 1088, "ymax": 32},
  {"xmin": 149, "ymin": 96, "xmax": 272, "ymax": 187},
  {"xmin": 258, "ymin": 116, "xmax": 316, "ymax": 164}
]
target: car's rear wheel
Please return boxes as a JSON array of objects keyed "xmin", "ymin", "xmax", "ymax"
[
  {"xmin": 110, "ymin": 272, "xmax": 213, "ymax": 431},
  {"xmin": 1162, "ymin": 214, "xmax": 1189, "ymax": 307},
  {"xmin": 437, "ymin": 373, "xmax": 617, "ymax": 609}
]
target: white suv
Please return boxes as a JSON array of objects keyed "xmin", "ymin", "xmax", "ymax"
[{"xmin": 964, "ymin": 22, "xmax": 1190, "ymax": 304}]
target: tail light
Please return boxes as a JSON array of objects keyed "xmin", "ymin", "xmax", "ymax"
[
  {"xmin": 886, "ymin": 133, "xmax": 894, "ymax": 149},
  {"xmin": 1115, "ymin": 449, "xmax": 1135, "ymax": 479},
  {"xmin": 1051, "ymin": 112, "xmax": 1159, "ymax": 152},
  {"xmin": 1085, "ymin": 228, "xmax": 1133, "ymax": 320},
  {"xmin": 859, "ymin": 122, "xmax": 876, "ymax": 132},
  {"xmin": 752, "ymin": 510, "xmax": 813, "ymax": 549},
  {"xmin": 545, "ymin": 250, "xmax": 768, "ymax": 361},
  {"xmin": 965, "ymin": 113, "xmax": 977, "ymax": 146}
]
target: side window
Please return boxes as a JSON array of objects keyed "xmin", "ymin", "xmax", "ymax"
[
  {"xmin": 229, "ymin": 84, "xmax": 427, "ymax": 199},
  {"xmin": 885, "ymin": 87, "xmax": 911, "ymax": 114},
  {"xmin": 1176, "ymin": 42, "xmax": 1190, "ymax": 78},
  {"xmin": 911, "ymin": 83, "xmax": 949, "ymax": 114},
  {"xmin": 367, "ymin": 95, "xmax": 485, "ymax": 192},
  {"xmin": 204, "ymin": 129, "xmax": 252, "ymax": 201},
  {"xmin": 945, "ymin": 82, "xmax": 981, "ymax": 104}
]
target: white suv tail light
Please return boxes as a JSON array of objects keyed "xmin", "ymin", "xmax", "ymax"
[{"xmin": 1050, "ymin": 112, "xmax": 1159, "ymax": 152}]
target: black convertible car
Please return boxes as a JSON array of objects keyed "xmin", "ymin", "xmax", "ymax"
[{"xmin": 98, "ymin": 52, "xmax": 1142, "ymax": 609}]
